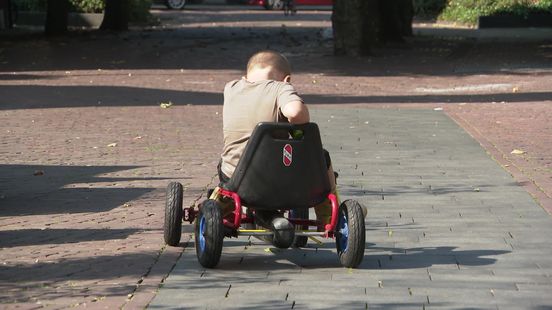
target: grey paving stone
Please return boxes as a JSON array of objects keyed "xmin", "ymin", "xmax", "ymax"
[{"xmin": 149, "ymin": 109, "xmax": 552, "ymax": 309}]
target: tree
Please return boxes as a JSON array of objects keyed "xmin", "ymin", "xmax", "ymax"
[
  {"xmin": 332, "ymin": 0, "xmax": 414, "ymax": 56},
  {"xmin": 45, "ymin": 0, "xmax": 69, "ymax": 35},
  {"xmin": 100, "ymin": 0, "xmax": 130, "ymax": 31}
]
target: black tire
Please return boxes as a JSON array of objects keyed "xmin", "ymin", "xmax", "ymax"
[
  {"xmin": 164, "ymin": 182, "xmax": 183, "ymax": 246},
  {"xmin": 335, "ymin": 199, "xmax": 366, "ymax": 268},
  {"xmin": 195, "ymin": 199, "xmax": 224, "ymax": 268},
  {"xmin": 291, "ymin": 208, "xmax": 309, "ymax": 247},
  {"xmin": 165, "ymin": 0, "xmax": 186, "ymax": 10}
]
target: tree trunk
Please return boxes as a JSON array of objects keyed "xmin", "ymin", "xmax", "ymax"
[
  {"xmin": 100, "ymin": 0, "xmax": 130, "ymax": 31},
  {"xmin": 380, "ymin": 0, "xmax": 414, "ymax": 41},
  {"xmin": 332, "ymin": 0, "xmax": 380, "ymax": 56},
  {"xmin": 332, "ymin": 0, "xmax": 414, "ymax": 55},
  {"xmin": 45, "ymin": 0, "xmax": 69, "ymax": 35}
]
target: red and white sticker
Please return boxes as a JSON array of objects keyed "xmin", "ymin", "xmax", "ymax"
[{"xmin": 283, "ymin": 144, "xmax": 293, "ymax": 167}]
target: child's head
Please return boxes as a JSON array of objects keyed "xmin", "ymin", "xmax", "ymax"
[{"xmin": 246, "ymin": 50, "xmax": 291, "ymax": 82}]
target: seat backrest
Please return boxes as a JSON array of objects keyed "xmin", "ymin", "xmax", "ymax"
[{"xmin": 224, "ymin": 122, "xmax": 330, "ymax": 210}]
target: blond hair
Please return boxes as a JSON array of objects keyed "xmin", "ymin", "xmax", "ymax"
[{"xmin": 246, "ymin": 50, "xmax": 291, "ymax": 80}]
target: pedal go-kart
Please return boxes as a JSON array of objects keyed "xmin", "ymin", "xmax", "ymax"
[{"xmin": 164, "ymin": 122, "xmax": 366, "ymax": 268}]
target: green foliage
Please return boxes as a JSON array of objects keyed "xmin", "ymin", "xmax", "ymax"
[
  {"xmin": 439, "ymin": 0, "xmax": 552, "ymax": 25},
  {"xmin": 69, "ymin": 0, "xmax": 104, "ymax": 13}
]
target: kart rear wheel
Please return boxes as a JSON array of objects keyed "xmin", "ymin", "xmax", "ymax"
[
  {"xmin": 195, "ymin": 199, "xmax": 224, "ymax": 268},
  {"xmin": 335, "ymin": 199, "xmax": 365, "ymax": 268},
  {"xmin": 290, "ymin": 208, "xmax": 309, "ymax": 248},
  {"xmin": 164, "ymin": 182, "xmax": 183, "ymax": 246}
]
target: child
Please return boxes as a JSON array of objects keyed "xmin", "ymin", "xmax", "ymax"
[{"xmin": 216, "ymin": 50, "xmax": 336, "ymax": 231}]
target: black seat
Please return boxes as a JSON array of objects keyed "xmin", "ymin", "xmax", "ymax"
[{"xmin": 223, "ymin": 122, "xmax": 331, "ymax": 210}]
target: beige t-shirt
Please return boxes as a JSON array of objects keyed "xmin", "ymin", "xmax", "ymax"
[{"xmin": 221, "ymin": 78, "xmax": 303, "ymax": 178}]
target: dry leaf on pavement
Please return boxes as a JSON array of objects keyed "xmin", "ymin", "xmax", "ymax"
[
  {"xmin": 511, "ymin": 149, "xmax": 526, "ymax": 155},
  {"xmin": 160, "ymin": 102, "xmax": 173, "ymax": 109}
]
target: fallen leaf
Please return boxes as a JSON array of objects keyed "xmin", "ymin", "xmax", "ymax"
[
  {"xmin": 511, "ymin": 149, "xmax": 526, "ymax": 155},
  {"xmin": 160, "ymin": 102, "xmax": 173, "ymax": 109}
]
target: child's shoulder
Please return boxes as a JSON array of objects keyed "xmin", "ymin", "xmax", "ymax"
[
  {"xmin": 224, "ymin": 79, "xmax": 294, "ymax": 98},
  {"xmin": 225, "ymin": 79, "xmax": 242, "ymax": 89},
  {"xmin": 225, "ymin": 78, "xmax": 289, "ymax": 89}
]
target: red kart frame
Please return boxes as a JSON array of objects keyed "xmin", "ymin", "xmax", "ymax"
[{"xmin": 185, "ymin": 189, "xmax": 339, "ymax": 238}]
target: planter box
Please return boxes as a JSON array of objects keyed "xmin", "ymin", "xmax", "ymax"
[{"xmin": 479, "ymin": 12, "xmax": 552, "ymax": 28}]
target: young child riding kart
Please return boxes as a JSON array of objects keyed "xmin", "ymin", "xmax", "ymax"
[{"xmin": 164, "ymin": 50, "xmax": 366, "ymax": 269}]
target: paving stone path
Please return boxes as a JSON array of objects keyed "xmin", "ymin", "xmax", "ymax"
[{"xmin": 149, "ymin": 109, "xmax": 552, "ymax": 310}]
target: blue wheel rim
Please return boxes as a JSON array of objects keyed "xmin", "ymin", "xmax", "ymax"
[
  {"xmin": 198, "ymin": 215, "xmax": 206, "ymax": 253},
  {"xmin": 338, "ymin": 209, "xmax": 349, "ymax": 252}
]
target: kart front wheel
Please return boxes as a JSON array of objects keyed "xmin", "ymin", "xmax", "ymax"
[
  {"xmin": 335, "ymin": 199, "xmax": 365, "ymax": 268},
  {"xmin": 164, "ymin": 182, "xmax": 183, "ymax": 246},
  {"xmin": 195, "ymin": 199, "xmax": 224, "ymax": 268}
]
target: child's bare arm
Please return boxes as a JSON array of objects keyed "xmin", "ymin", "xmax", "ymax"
[{"xmin": 281, "ymin": 100, "xmax": 310, "ymax": 124}]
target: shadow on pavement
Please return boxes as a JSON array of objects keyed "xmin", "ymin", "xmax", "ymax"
[
  {"xmin": 1, "ymin": 85, "xmax": 550, "ymax": 110},
  {"xmin": 340, "ymin": 184, "xmax": 497, "ymax": 197},
  {"xmin": 182, "ymin": 239, "xmax": 509, "ymax": 270},
  {"xmin": 1, "ymin": 18, "xmax": 550, "ymax": 76},
  {"xmin": 0, "ymin": 85, "xmax": 223, "ymax": 109},
  {"xmin": 304, "ymin": 92, "xmax": 552, "ymax": 105},
  {"xmin": 0, "ymin": 164, "xmax": 165, "ymax": 216},
  {"xmin": 363, "ymin": 246, "xmax": 510, "ymax": 269},
  {"xmin": 0, "ymin": 228, "xmax": 142, "ymax": 247},
  {"xmin": 0, "ymin": 252, "xmax": 162, "ymax": 294}
]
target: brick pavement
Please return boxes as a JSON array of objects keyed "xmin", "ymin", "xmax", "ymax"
[
  {"xmin": 446, "ymin": 103, "xmax": 552, "ymax": 215},
  {"xmin": 1, "ymin": 7, "xmax": 552, "ymax": 310},
  {"xmin": 0, "ymin": 105, "xmax": 223, "ymax": 309}
]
